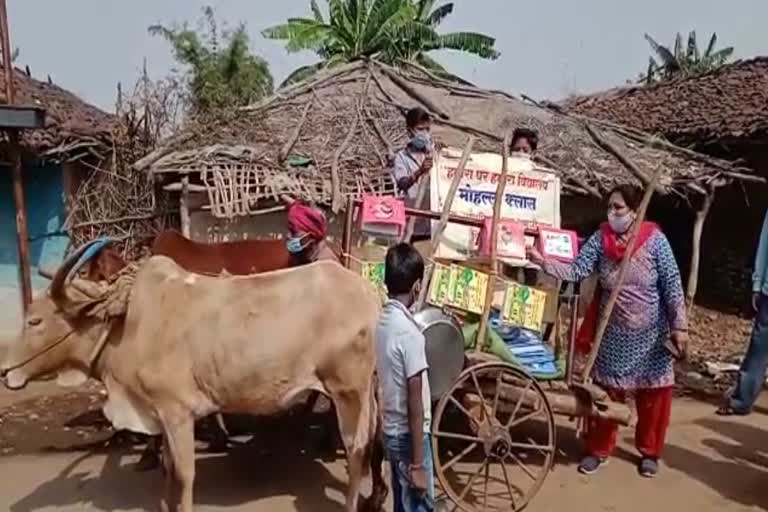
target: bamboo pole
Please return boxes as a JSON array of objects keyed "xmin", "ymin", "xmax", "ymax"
[
  {"xmin": 415, "ymin": 136, "xmax": 476, "ymax": 310},
  {"xmin": 580, "ymin": 166, "xmax": 665, "ymax": 382},
  {"xmin": 475, "ymin": 134, "xmax": 511, "ymax": 352},
  {"xmin": 686, "ymin": 188, "xmax": 715, "ymax": 306}
]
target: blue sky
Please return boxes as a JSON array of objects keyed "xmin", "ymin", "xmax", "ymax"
[{"xmin": 9, "ymin": 0, "xmax": 768, "ymax": 111}]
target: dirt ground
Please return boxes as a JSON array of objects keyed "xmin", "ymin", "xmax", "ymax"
[{"xmin": 0, "ymin": 381, "xmax": 766, "ymax": 512}]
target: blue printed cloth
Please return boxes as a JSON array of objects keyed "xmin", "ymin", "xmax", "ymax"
[{"xmin": 543, "ymin": 230, "xmax": 687, "ymax": 389}]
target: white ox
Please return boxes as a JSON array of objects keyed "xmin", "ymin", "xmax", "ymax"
[{"xmin": 1, "ymin": 249, "xmax": 381, "ymax": 512}]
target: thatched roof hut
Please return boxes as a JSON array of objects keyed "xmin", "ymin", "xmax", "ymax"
[
  {"xmin": 562, "ymin": 57, "xmax": 768, "ymax": 150},
  {"xmin": 0, "ymin": 65, "xmax": 116, "ymax": 161},
  {"xmin": 139, "ymin": 60, "xmax": 755, "ymax": 218}
]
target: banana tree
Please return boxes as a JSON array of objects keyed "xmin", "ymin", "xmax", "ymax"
[
  {"xmin": 263, "ymin": 0, "xmax": 499, "ymax": 87},
  {"xmin": 642, "ymin": 31, "xmax": 734, "ymax": 84}
]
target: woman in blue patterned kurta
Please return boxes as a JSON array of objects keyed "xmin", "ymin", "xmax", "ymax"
[{"xmin": 529, "ymin": 185, "xmax": 688, "ymax": 478}]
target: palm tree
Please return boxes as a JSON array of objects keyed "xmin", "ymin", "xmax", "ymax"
[
  {"xmin": 150, "ymin": 7, "xmax": 274, "ymax": 113},
  {"xmin": 262, "ymin": 0, "xmax": 499, "ymax": 87},
  {"xmin": 642, "ymin": 31, "xmax": 734, "ymax": 84}
]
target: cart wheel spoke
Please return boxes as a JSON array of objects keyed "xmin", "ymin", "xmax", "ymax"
[
  {"xmin": 470, "ymin": 369, "xmax": 492, "ymax": 421},
  {"xmin": 499, "ymin": 458, "xmax": 518, "ymax": 508},
  {"xmin": 505, "ymin": 378, "xmax": 534, "ymax": 429},
  {"xmin": 483, "ymin": 459, "xmax": 490, "ymax": 509},
  {"xmin": 442, "ymin": 442, "xmax": 479, "ymax": 473},
  {"xmin": 507, "ymin": 407, "xmax": 542, "ymax": 430},
  {"xmin": 447, "ymin": 394, "xmax": 482, "ymax": 430},
  {"xmin": 434, "ymin": 431, "xmax": 484, "ymax": 444},
  {"xmin": 491, "ymin": 369, "xmax": 503, "ymax": 418},
  {"xmin": 458, "ymin": 458, "xmax": 488, "ymax": 502},
  {"xmin": 508, "ymin": 441, "xmax": 554, "ymax": 452},
  {"xmin": 508, "ymin": 451, "xmax": 538, "ymax": 481}
]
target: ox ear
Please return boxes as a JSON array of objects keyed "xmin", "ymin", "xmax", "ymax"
[{"xmin": 56, "ymin": 368, "xmax": 89, "ymax": 388}]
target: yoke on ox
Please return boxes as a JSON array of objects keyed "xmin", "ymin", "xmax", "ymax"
[{"xmin": 1, "ymin": 242, "xmax": 380, "ymax": 512}]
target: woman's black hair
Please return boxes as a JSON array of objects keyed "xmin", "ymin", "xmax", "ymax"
[
  {"xmin": 385, "ymin": 243, "xmax": 425, "ymax": 295},
  {"xmin": 510, "ymin": 128, "xmax": 539, "ymax": 151},
  {"xmin": 608, "ymin": 184, "xmax": 643, "ymax": 211},
  {"xmin": 405, "ymin": 107, "xmax": 431, "ymax": 129}
]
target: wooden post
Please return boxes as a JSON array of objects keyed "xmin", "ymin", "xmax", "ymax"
[
  {"xmin": 416, "ymin": 136, "xmax": 476, "ymax": 310},
  {"xmin": 0, "ymin": 1, "xmax": 31, "ymax": 310},
  {"xmin": 476, "ymin": 134, "xmax": 511, "ymax": 352},
  {"xmin": 581, "ymin": 166, "xmax": 664, "ymax": 382},
  {"xmin": 10, "ymin": 131, "xmax": 31, "ymax": 309},
  {"xmin": 180, "ymin": 175, "xmax": 191, "ymax": 238},
  {"xmin": 686, "ymin": 189, "xmax": 715, "ymax": 306}
]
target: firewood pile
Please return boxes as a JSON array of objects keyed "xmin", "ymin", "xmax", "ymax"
[{"xmin": 64, "ymin": 77, "xmax": 181, "ymax": 260}]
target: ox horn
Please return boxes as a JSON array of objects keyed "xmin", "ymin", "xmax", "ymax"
[{"xmin": 50, "ymin": 238, "xmax": 116, "ymax": 305}]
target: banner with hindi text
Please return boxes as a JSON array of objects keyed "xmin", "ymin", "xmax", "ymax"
[{"xmin": 430, "ymin": 147, "xmax": 561, "ymax": 261}]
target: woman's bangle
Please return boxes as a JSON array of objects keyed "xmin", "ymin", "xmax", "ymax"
[{"xmin": 409, "ymin": 463, "xmax": 424, "ymax": 470}]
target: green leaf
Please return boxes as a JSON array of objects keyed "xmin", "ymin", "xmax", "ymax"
[
  {"xmin": 704, "ymin": 32, "xmax": 718, "ymax": 58},
  {"xmin": 425, "ymin": 2, "xmax": 453, "ymax": 26},
  {"xmin": 687, "ymin": 30, "xmax": 699, "ymax": 63},
  {"xmin": 279, "ymin": 62, "xmax": 326, "ymax": 87},
  {"xmin": 433, "ymin": 32, "xmax": 500, "ymax": 59},
  {"xmin": 644, "ymin": 33, "xmax": 678, "ymax": 70},
  {"xmin": 311, "ymin": 0, "xmax": 325, "ymax": 22}
]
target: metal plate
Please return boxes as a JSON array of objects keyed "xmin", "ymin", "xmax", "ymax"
[{"xmin": 413, "ymin": 307, "xmax": 465, "ymax": 401}]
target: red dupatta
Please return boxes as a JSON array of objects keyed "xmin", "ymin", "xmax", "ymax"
[{"xmin": 574, "ymin": 221, "xmax": 659, "ymax": 353}]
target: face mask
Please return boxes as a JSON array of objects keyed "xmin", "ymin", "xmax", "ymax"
[
  {"xmin": 286, "ymin": 235, "xmax": 309, "ymax": 254},
  {"xmin": 409, "ymin": 131, "xmax": 432, "ymax": 152},
  {"xmin": 608, "ymin": 212, "xmax": 634, "ymax": 234}
]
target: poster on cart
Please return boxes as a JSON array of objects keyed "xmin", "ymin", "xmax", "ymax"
[{"xmin": 430, "ymin": 148, "xmax": 561, "ymax": 261}]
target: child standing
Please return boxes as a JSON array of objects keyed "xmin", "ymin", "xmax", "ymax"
[{"xmin": 376, "ymin": 243, "xmax": 434, "ymax": 512}]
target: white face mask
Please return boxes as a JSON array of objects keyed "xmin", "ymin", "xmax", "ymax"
[{"xmin": 608, "ymin": 212, "xmax": 634, "ymax": 234}]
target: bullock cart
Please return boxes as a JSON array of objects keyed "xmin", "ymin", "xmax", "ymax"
[{"xmin": 341, "ymin": 139, "xmax": 659, "ymax": 511}]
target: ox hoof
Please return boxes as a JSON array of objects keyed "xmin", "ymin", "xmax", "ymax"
[{"xmin": 359, "ymin": 488, "xmax": 388, "ymax": 512}]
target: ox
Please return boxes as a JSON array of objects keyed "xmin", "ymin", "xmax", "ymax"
[
  {"xmin": 87, "ymin": 230, "xmax": 294, "ymax": 281},
  {"xmin": 88, "ymin": 233, "xmax": 387, "ymax": 509},
  {"xmin": 84, "ymin": 232, "xmax": 332, "ymax": 469},
  {"xmin": 2, "ymin": 247, "xmax": 381, "ymax": 512}
]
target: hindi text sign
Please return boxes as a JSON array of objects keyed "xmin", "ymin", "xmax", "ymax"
[{"xmin": 430, "ymin": 148, "xmax": 561, "ymax": 260}]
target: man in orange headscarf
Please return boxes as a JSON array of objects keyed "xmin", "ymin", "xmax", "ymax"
[{"xmin": 284, "ymin": 197, "xmax": 338, "ymax": 265}]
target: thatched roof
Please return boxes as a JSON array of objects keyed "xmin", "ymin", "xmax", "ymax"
[
  {"xmin": 563, "ymin": 57, "xmax": 768, "ymax": 147},
  {"xmin": 143, "ymin": 60, "xmax": 756, "ymax": 213},
  {"xmin": 0, "ymin": 64, "xmax": 116, "ymax": 160}
]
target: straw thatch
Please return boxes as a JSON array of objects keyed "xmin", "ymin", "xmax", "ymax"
[
  {"xmin": 0, "ymin": 64, "xmax": 116, "ymax": 161},
  {"xmin": 140, "ymin": 60, "xmax": 756, "ymax": 216}
]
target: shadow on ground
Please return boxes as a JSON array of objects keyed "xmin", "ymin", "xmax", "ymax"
[
  {"xmin": 664, "ymin": 416, "xmax": 768, "ymax": 511},
  {"xmin": 10, "ymin": 438, "xmax": 348, "ymax": 512},
  {"xmin": 9, "ymin": 408, "xmax": 349, "ymax": 512}
]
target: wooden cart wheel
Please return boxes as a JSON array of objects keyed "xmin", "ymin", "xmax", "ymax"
[{"xmin": 432, "ymin": 362, "xmax": 556, "ymax": 512}]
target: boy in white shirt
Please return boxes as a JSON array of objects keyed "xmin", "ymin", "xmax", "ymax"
[{"xmin": 376, "ymin": 243, "xmax": 434, "ymax": 512}]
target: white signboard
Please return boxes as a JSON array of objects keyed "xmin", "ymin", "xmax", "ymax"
[{"xmin": 430, "ymin": 148, "xmax": 561, "ymax": 260}]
